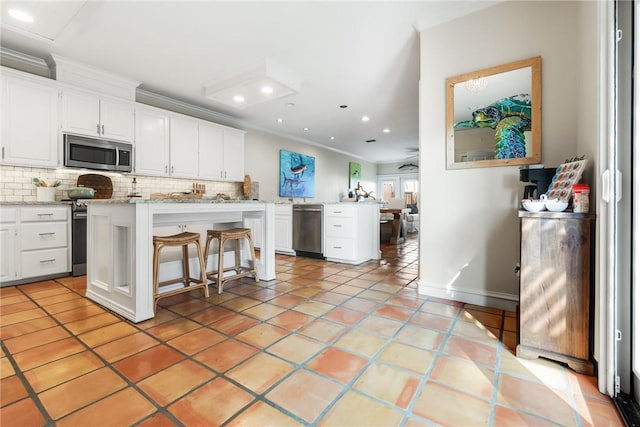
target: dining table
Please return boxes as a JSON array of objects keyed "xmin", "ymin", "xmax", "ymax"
[{"xmin": 380, "ymin": 208, "xmax": 411, "ymax": 244}]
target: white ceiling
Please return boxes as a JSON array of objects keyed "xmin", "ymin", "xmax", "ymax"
[{"xmin": 0, "ymin": 1, "xmax": 498, "ymax": 164}]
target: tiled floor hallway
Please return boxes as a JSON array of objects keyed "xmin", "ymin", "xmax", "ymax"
[{"xmin": 0, "ymin": 236, "xmax": 624, "ymax": 426}]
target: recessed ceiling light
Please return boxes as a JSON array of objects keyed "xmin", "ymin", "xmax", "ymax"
[
  {"xmin": 365, "ymin": 139, "xmax": 376, "ymax": 143},
  {"xmin": 329, "ymin": 136, "xmax": 335, "ymax": 140},
  {"xmin": 276, "ymin": 118, "xmax": 284, "ymax": 123},
  {"xmin": 261, "ymin": 86, "xmax": 274, "ymax": 94},
  {"xmin": 383, "ymin": 128, "xmax": 391, "ymax": 133},
  {"xmin": 303, "ymin": 127, "xmax": 310, "ymax": 131},
  {"xmin": 361, "ymin": 116, "xmax": 370, "ymax": 122},
  {"xmin": 233, "ymin": 95, "xmax": 245, "ymax": 103},
  {"xmin": 285, "ymin": 102, "xmax": 295, "ymax": 107},
  {"xmin": 339, "ymin": 105, "xmax": 348, "ymax": 109},
  {"xmin": 8, "ymin": 9, "xmax": 34, "ymax": 23}
]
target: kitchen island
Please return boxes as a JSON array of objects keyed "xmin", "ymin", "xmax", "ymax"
[{"xmin": 86, "ymin": 199, "xmax": 275, "ymax": 322}]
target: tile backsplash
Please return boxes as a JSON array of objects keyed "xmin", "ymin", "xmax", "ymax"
[{"xmin": 0, "ymin": 165, "xmax": 249, "ymax": 202}]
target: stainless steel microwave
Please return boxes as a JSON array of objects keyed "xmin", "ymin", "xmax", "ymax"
[{"xmin": 64, "ymin": 134, "xmax": 132, "ymax": 173}]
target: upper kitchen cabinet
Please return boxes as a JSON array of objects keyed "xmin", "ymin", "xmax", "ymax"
[
  {"xmin": 1, "ymin": 68, "xmax": 59, "ymax": 168},
  {"xmin": 61, "ymin": 89, "xmax": 134, "ymax": 142},
  {"xmin": 170, "ymin": 115, "xmax": 200, "ymax": 178},
  {"xmin": 134, "ymin": 105, "xmax": 170, "ymax": 176},
  {"xmin": 198, "ymin": 122, "xmax": 245, "ymax": 182}
]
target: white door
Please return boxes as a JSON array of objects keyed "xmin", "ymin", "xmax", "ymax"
[
  {"xmin": 1, "ymin": 75, "xmax": 59, "ymax": 168},
  {"xmin": 135, "ymin": 108, "xmax": 170, "ymax": 176},
  {"xmin": 0, "ymin": 224, "xmax": 17, "ymax": 282},
  {"xmin": 170, "ymin": 116, "xmax": 199, "ymax": 178},
  {"xmin": 62, "ymin": 90, "xmax": 101, "ymax": 137},
  {"xmin": 100, "ymin": 99, "xmax": 134, "ymax": 142},
  {"xmin": 223, "ymin": 130, "xmax": 245, "ymax": 182},
  {"xmin": 198, "ymin": 123, "xmax": 225, "ymax": 180}
]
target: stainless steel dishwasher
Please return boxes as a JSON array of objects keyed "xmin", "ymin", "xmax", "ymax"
[{"xmin": 292, "ymin": 204, "xmax": 324, "ymax": 258}]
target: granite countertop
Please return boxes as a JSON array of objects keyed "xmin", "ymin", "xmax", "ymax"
[
  {"xmin": 84, "ymin": 198, "xmax": 265, "ymax": 204},
  {"xmin": 0, "ymin": 201, "xmax": 72, "ymax": 206}
]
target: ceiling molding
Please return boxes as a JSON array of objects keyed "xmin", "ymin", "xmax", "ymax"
[{"xmin": 0, "ymin": 47, "xmax": 50, "ymax": 77}]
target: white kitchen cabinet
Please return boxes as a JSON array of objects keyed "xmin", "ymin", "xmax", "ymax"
[
  {"xmin": 275, "ymin": 204, "xmax": 294, "ymax": 255},
  {"xmin": 0, "ymin": 205, "xmax": 71, "ymax": 286},
  {"xmin": 323, "ymin": 203, "xmax": 379, "ymax": 265},
  {"xmin": 135, "ymin": 106, "xmax": 170, "ymax": 176},
  {"xmin": 0, "ymin": 208, "xmax": 18, "ymax": 283},
  {"xmin": 198, "ymin": 123, "xmax": 245, "ymax": 182},
  {"xmin": 222, "ymin": 129, "xmax": 245, "ymax": 182},
  {"xmin": 170, "ymin": 115, "xmax": 200, "ymax": 178},
  {"xmin": 62, "ymin": 89, "xmax": 134, "ymax": 142},
  {"xmin": 198, "ymin": 123, "xmax": 224, "ymax": 181},
  {"xmin": 1, "ymin": 69, "xmax": 59, "ymax": 168}
]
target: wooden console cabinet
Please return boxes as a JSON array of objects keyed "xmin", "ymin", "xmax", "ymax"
[{"xmin": 517, "ymin": 211, "xmax": 595, "ymax": 375}]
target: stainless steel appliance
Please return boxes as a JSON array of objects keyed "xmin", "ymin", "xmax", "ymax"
[
  {"xmin": 68, "ymin": 200, "xmax": 87, "ymax": 276},
  {"xmin": 64, "ymin": 134, "xmax": 133, "ymax": 173},
  {"xmin": 292, "ymin": 204, "xmax": 324, "ymax": 259}
]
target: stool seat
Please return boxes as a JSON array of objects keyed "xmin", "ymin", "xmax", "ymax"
[
  {"xmin": 152, "ymin": 231, "xmax": 209, "ymax": 313},
  {"xmin": 205, "ymin": 228, "xmax": 258, "ymax": 294}
]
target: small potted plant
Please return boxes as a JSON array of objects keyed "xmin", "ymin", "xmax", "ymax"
[{"xmin": 33, "ymin": 178, "xmax": 61, "ymax": 202}]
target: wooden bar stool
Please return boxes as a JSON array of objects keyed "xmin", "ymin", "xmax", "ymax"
[
  {"xmin": 153, "ymin": 231, "xmax": 209, "ymax": 313},
  {"xmin": 204, "ymin": 228, "xmax": 258, "ymax": 294}
]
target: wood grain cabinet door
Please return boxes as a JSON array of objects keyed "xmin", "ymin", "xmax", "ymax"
[{"xmin": 519, "ymin": 216, "xmax": 592, "ymax": 360}]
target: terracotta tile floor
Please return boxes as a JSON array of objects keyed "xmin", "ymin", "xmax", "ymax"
[{"xmin": 0, "ymin": 236, "xmax": 624, "ymax": 426}]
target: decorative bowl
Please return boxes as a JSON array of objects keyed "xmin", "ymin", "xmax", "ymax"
[
  {"xmin": 545, "ymin": 198, "xmax": 569, "ymax": 212},
  {"xmin": 67, "ymin": 187, "xmax": 95, "ymax": 199},
  {"xmin": 522, "ymin": 199, "xmax": 546, "ymax": 212}
]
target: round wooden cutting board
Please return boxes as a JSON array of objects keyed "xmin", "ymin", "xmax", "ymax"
[{"xmin": 77, "ymin": 174, "xmax": 113, "ymax": 199}]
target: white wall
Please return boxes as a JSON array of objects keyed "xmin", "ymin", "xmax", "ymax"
[
  {"xmin": 244, "ymin": 129, "xmax": 376, "ymax": 203},
  {"xmin": 418, "ymin": 1, "xmax": 597, "ymax": 308}
]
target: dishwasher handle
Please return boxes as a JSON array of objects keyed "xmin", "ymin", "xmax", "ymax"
[{"xmin": 293, "ymin": 206, "xmax": 322, "ymax": 212}]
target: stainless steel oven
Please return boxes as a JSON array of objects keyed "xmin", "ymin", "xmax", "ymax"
[{"xmin": 70, "ymin": 201, "xmax": 87, "ymax": 276}]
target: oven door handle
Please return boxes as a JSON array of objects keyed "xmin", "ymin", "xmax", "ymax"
[{"xmin": 74, "ymin": 212, "xmax": 88, "ymax": 219}]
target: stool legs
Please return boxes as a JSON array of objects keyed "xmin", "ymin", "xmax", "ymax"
[
  {"xmin": 205, "ymin": 228, "xmax": 259, "ymax": 294},
  {"xmin": 152, "ymin": 233, "xmax": 209, "ymax": 314}
]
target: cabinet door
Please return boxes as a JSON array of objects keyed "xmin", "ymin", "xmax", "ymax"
[
  {"xmin": 1, "ymin": 75, "xmax": 59, "ymax": 167},
  {"xmin": 223, "ymin": 130, "xmax": 245, "ymax": 181},
  {"xmin": 62, "ymin": 90, "xmax": 101, "ymax": 137},
  {"xmin": 100, "ymin": 99, "xmax": 134, "ymax": 142},
  {"xmin": 0, "ymin": 224, "xmax": 17, "ymax": 282},
  {"xmin": 198, "ymin": 123, "xmax": 225, "ymax": 180},
  {"xmin": 170, "ymin": 116, "xmax": 199, "ymax": 178},
  {"xmin": 274, "ymin": 215, "xmax": 292, "ymax": 252},
  {"xmin": 135, "ymin": 108, "xmax": 170, "ymax": 176}
]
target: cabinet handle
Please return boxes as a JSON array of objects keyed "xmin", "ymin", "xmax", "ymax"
[
  {"xmin": 333, "ymin": 246, "xmax": 342, "ymax": 249},
  {"xmin": 333, "ymin": 224, "xmax": 342, "ymax": 228},
  {"xmin": 101, "ymin": 124, "xmax": 105, "ymax": 134},
  {"xmin": 39, "ymin": 259, "xmax": 56, "ymax": 264},
  {"xmin": 37, "ymin": 213, "xmax": 53, "ymax": 217},
  {"xmin": 39, "ymin": 232, "xmax": 55, "ymax": 236},
  {"xmin": 224, "ymin": 171, "xmax": 227, "ymax": 179},
  {"xmin": 97, "ymin": 123, "xmax": 101, "ymax": 134},
  {"xmin": 334, "ymin": 211, "xmax": 342, "ymax": 213}
]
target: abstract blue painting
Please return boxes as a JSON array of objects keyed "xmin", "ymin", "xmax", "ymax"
[{"xmin": 279, "ymin": 149, "xmax": 315, "ymax": 198}]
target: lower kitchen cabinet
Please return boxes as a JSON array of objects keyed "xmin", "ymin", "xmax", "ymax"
[
  {"xmin": 275, "ymin": 204, "xmax": 294, "ymax": 255},
  {"xmin": 517, "ymin": 211, "xmax": 595, "ymax": 375},
  {"xmin": 0, "ymin": 205, "xmax": 71, "ymax": 286},
  {"xmin": 323, "ymin": 203, "xmax": 379, "ymax": 264}
]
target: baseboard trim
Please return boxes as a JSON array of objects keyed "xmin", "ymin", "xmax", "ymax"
[{"xmin": 418, "ymin": 280, "xmax": 518, "ymax": 311}]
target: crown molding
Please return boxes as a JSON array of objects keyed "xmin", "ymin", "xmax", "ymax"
[{"xmin": 0, "ymin": 47, "xmax": 50, "ymax": 77}]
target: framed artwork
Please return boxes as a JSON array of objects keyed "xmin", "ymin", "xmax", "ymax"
[
  {"xmin": 279, "ymin": 149, "xmax": 316, "ymax": 197},
  {"xmin": 349, "ymin": 162, "xmax": 361, "ymax": 189}
]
